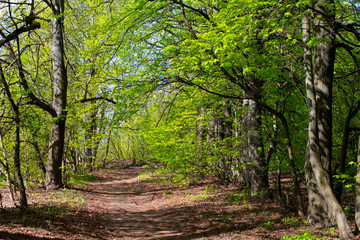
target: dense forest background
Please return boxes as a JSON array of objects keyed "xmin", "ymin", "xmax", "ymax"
[{"xmin": 1, "ymin": 0, "xmax": 360, "ymax": 239}]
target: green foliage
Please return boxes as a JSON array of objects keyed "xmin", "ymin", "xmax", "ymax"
[
  {"xmin": 225, "ymin": 191, "xmax": 249, "ymax": 205},
  {"xmin": 69, "ymin": 174, "xmax": 101, "ymax": 186},
  {"xmin": 281, "ymin": 216, "xmax": 306, "ymax": 227},
  {"xmin": 46, "ymin": 189, "xmax": 86, "ymax": 211},
  {"xmin": 0, "ymin": 178, "xmax": 6, "ymax": 189},
  {"xmin": 0, "ymin": 2, "xmax": 360, "ymax": 238},
  {"xmin": 281, "ymin": 231, "xmax": 328, "ymax": 240},
  {"xmin": 2, "ymin": 189, "xmax": 85, "ymax": 228},
  {"xmin": 261, "ymin": 220, "xmax": 275, "ymax": 228},
  {"xmin": 327, "ymin": 227, "xmax": 336, "ymax": 237}
]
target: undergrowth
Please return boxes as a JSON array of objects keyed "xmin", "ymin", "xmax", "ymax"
[
  {"xmin": 68, "ymin": 174, "xmax": 100, "ymax": 186},
  {"xmin": 282, "ymin": 230, "xmax": 328, "ymax": 240},
  {"xmin": 1, "ymin": 189, "xmax": 86, "ymax": 228}
]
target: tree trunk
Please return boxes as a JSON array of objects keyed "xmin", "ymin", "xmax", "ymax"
[
  {"xmin": 104, "ymin": 129, "xmax": 112, "ymax": 167},
  {"xmin": 279, "ymin": 115, "xmax": 304, "ymax": 215},
  {"xmin": 0, "ymin": 63, "xmax": 27, "ymax": 208},
  {"xmin": 244, "ymin": 97, "xmax": 268, "ymax": 196},
  {"xmin": 33, "ymin": 141, "xmax": 46, "ymax": 176},
  {"xmin": 45, "ymin": 0, "xmax": 68, "ymax": 190},
  {"xmin": 313, "ymin": 8, "xmax": 335, "ymax": 189},
  {"xmin": 335, "ymin": 102, "xmax": 360, "ymax": 201},
  {"xmin": 14, "ymin": 113, "xmax": 27, "ymax": 208},
  {"xmin": 84, "ymin": 112, "xmax": 96, "ymax": 170},
  {"xmin": 46, "ymin": 121, "xmax": 66, "ymax": 190},
  {"xmin": 0, "ymin": 132, "xmax": 16, "ymax": 207},
  {"xmin": 355, "ymin": 136, "xmax": 360, "ymax": 231},
  {"xmin": 335, "ymin": 111, "xmax": 352, "ymax": 201},
  {"xmin": 222, "ymin": 101, "xmax": 233, "ymax": 180},
  {"xmin": 303, "ymin": 14, "xmax": 353, "ymax": 239}
]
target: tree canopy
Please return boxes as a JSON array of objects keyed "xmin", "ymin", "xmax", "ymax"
[{"xmin": 1, "ymin": 0, "xmax": 360, "ymax": 238}]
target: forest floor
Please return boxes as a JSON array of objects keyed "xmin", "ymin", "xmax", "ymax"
[{"xmin": 0, "ymin": 162, "xmax": 356, "ymax": 239}]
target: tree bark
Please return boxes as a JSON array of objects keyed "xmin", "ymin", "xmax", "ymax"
[
  {"xmin": 355, "ymin": 136, "xmax": 360, "ymax": 231},
  {"xmin": 243, "ymin": 97, "xmax": 268, "ymax": 196},
  {"xmin": 313, "ymin": 5, "xmax": 335, "ymax": 188},
  {"xmin": 13, "ymin": 112, "xmax": 27, "ymax": 208},
  {"xmin": 303, "ymin": 13, "xmax": 354, "ymax": 239},
  {"xmin": 45, "ymin": 0, "xmax": 68, "ymax": 190},
  {"xmin": 222, "ymin": 101, "xmax": 233, "ymax": 180},
  {"xmin": 0, "ymin": 132, "xmax": 17, "ymax": 207},
  {"xmin": 46, "ymin": 121, "xmax": 66, "ymax": 190},
  {"xmin": 84, "ymin": 111, "xmax": 97, "ymax": 170}
]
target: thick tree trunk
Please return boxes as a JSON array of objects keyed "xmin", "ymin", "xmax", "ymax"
[
  {"xmin": 46, "ymin": 121, "xmax": 65, "ymax": 190},
  {"xmin": 313, "ymin": 11, "xmax": 335, "ymax": 188},
  {"xmin": 302, "ymin": 14, "xmax": 335, "ymax": 227},
  {"xmin": 244, "ymin": 97, "xmax": 268, "ymax": 195},
  {"xmin": 45, "ymin": 0, "xmax": 67, "ymax": 190},
  {"xmin": 303, "ymin": 14, "xmax": 353, "ymax": 239},
  {"xmin": 305, "ymin": 142, "xmax": 335, "ymax": 227}
]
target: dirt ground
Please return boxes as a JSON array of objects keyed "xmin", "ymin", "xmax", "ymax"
[{"xmin": 0, "ymin": 164, "xmax": 356, "ymax": 239}]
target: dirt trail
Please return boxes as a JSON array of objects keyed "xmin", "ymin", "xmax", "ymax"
[
  {"xmin": 0, "ymin": 165, "xmax": 346, "ymax": 240},
  {"xmin": 84, "ymin": 167, "xmax": 186, "ymax": 240}
]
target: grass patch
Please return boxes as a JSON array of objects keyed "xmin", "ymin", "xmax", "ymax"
[
  {"xmin": 261, "ymin": 220, "xmax": 275, "ymax": 229},
  {"xmin": 69, "ymin": 174, "xmax": 100, "ymax": 186},
  {"xmin": 138, "ymin": 169, "xmax": 172, "ymax": 185},
  {"xmin": 225, "ymin": 192, "xmax": 249, "ymax": 205},
  {"xmin": 282, "ymin": 230, "xmax": 328, "ymax": 240},
  {"xmin": 281, "ymin": 216, "xmax": 307, "ymax": 227},
  {"xmin": 171, "ymin": 187, "xmax": 216, "ymax": 202},
  {"xmin": 47, "ymin": 189, "xmax": 86, "ymax": 210}
]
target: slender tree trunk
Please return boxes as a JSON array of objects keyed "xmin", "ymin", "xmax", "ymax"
[
  {"xmin": 33, "ymin": 141, "xmax": 46, "ymax": 176},
  {"xmin": 0, "ymin": 132, "xmax": 16, "ymax": 207},
  {"xmin": 0, "ymin": 63, "xmax": 27, "ymax": 208},
  {"xmin": 335, "ymin": 111, "xmax": 352, "ymax": 201},
  {"xmin": 84, "ymin": 112, "xmax": 96, "ymax": 170},
  {"xmin": 279, "ymin": 115, "xmax": 304, "ymax": 215},
  {"xmin": 223, "ymin": 101, "xmax": 233, "ymax": 180},
  {"xmin": 14, "ymin": 113, "xmax": 27, "ymax": 208},
  {"xmin": 355, "ymin": 137, "xmax": 360, "ymax": 231},
  {"xmin": 104, "ymin": 129, "xmax": 112, "ymax": 167},
  {"xmin": 335, "ymin": 102, "xmax": 360, "ymax": 201},
  {"xmin": 238, "ymin": 99, "xmax": 251, "ymax": 188}
]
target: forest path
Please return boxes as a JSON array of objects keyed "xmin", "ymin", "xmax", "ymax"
[
  {"xmin": 0, "ymin": 164, "xmax": 340, "ymax": 240},
  {"xmin": 83, "ymin": 166, "xmax": 190, "ymax": 240}
]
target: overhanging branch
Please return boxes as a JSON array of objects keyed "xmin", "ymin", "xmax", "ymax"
[{"xmin": 0, "ymin": 22, "xmax": 40, "ymax": 48}]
